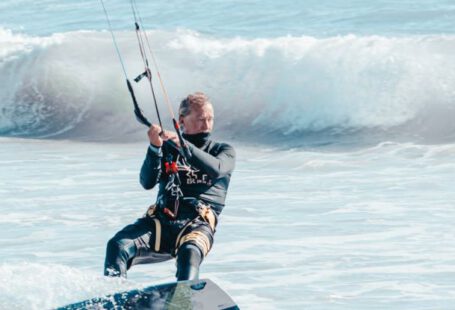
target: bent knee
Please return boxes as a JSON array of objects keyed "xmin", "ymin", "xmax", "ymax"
[
  {"xmin": 179, "ymin": 243, "xmax": 203, "ymax": 259},
  {"xmin": 177, "ymin": 229, "xmax": 213, "ymax": 258},
  {"xmin": 107, "ymin": 237, "xmax": 135, "ymax": 253}
]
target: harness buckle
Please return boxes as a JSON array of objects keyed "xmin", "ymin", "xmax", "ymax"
[{"xmin": 165, "ymin": 161, "xmax": 178, "ymax": 174}]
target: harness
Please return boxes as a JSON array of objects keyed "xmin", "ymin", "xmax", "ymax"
[
  {"xmin": 144, "ymin": 146, "xmax": 217, "ymax": 257},
  {"xmin": 145, "ymin": 200, "xmax": 217, "ymax": 257}
]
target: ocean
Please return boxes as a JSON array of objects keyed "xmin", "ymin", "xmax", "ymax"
[{"xmin": 1, "ymin": 0, "xmax": 455, "ymax": 309}]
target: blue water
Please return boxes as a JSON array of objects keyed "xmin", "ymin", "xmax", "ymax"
[
  {"xmin": 2, "ymin": 0, "xmax": 455, "ymax": 37},
  {"xmin": 1, "ymin": 1, "xmax": 455, "ymax": 309}
]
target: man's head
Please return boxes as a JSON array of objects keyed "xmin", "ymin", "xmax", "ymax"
[{"xmin": 179, "ymin": 92, "xmax": 214, "ymax": 135}]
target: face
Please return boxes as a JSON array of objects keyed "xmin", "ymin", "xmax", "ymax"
[{"xmin": 180, "ymin": 104, "xmax": 214, "ymax": 135}]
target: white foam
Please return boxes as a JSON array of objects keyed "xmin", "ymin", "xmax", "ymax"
[
  {"xmin": 1, "ymin": 29, "xmax": 455, "ymax": 142},
  {"xmin": 0, "ymin": 263, "xmax": 142, "ymax": 310}
]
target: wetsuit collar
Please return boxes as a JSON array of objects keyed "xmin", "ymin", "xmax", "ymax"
[{"xmin": 182, "ymin": 132, "xmax": 211, "ymax": 147}]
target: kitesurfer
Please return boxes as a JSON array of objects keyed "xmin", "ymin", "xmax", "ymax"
[{"xmin": 104, "ymin": 92, "xmax": 236, "ymax": 281}]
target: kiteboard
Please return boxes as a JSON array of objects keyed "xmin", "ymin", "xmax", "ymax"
[{"xmin": 57, "ymin": 278, "xmax": 239, "ymax": 310}]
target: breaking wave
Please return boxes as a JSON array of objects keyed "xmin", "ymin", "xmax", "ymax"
[{"xmin": 1, "ymin": 27, "xmax": 455, "ymax": 144}]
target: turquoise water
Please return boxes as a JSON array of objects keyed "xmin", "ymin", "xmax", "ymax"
[
  {"xmin": 1, "ymin": 1, "xmax": 455, "ymax": 309},
  {"xmin": 2, "ymin": 0, "xmax": 455, "ymax": 37}
]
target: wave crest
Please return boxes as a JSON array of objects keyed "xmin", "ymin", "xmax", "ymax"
[{"xmin": 1, "ymin": 28, "xmax": 455, "ymax": 143}]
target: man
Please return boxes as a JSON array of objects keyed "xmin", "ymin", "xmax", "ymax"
[{"xmin": 104, "ymin": 92, "xmax": 236, "ymax": 281}]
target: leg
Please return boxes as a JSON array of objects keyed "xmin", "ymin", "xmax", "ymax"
[
  {"xmin": 104, "ymin": 218, "xmax": 154, "ymax": 278},
  {"xmin": 176, "ymin": 243, "xmax": 202, "ymax": 281},
  {"xmin": 175, "ymin": 221, "xmax": 214, "ymax": 281},
  {"xmin": 104, "ymin": 237, "xmax": 137, "ymax": 277}
]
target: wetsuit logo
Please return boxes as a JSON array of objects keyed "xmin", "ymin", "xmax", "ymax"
[{"xmin": 180, "ymin": 166, "xmax": 212, "ymax": 186}]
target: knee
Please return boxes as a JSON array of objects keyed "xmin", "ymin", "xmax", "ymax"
[
  {"xmin": 177, "ymin": 226, "xmax": 214, "ymax": 258},
  {"xmin": 178, "ymin": 243, "xmax": 202, "ymax": 267},
  {"xmin": 176, "ymin": 243, "xmax": 202, "ymax": 281},
  {"xmin": 106, "ymin": 237, "xmax": 135, "ymax": 257}
]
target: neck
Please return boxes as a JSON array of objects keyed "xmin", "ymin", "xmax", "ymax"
[{"xmin": 182, "ymin": 132, "xmax": 211, "ymax": 147}]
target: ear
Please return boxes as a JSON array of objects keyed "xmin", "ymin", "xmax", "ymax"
[{"xmin": 179, "ymin": 115, "xmax": 185, "ymax": 129}]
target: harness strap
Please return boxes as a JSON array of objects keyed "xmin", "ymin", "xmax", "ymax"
[
  {"xmin": 146, "ymin": 204, "xmax": 157, "ymax": 217},
  {"xmin": 197, "ymin": 205, "xmax": 217, "ymax": 232},
  {"xmin": 178, "ymin": 231, "xmax": 212, "ymax": 257},
  {"xmin": 152, "ymin": 218, "xmax": 162, "ymax": 252},
  {"xmin": 174, "ymin": 219, "xmax": 196, "ymax": 254},
  {"xmin": 146, "ymin": 201, "xmax": 216, "ymax": 257},
  {"xmin": 173, "ymin": 205, "xmax": 217, "ymax": 257},
  {"xmin": 144, "ymin": 204, "xmax": 162, "ymax": 252}
]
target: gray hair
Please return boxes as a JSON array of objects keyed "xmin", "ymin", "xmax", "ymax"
[{"xmin": 179, "ymin": 92, "xmax": 212, "ymax": 117}]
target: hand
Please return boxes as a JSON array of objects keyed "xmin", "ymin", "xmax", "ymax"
[
  {"xmin": 147, "ymin": 124, "xmax": 163, "ymax": 147},
  {"xmin": 161, "ymin": 130, "xmax": 180, "ymax": 147},
  {"xmin": 147, "ymin": 125, "xmax": 180, "ymax": 147}
]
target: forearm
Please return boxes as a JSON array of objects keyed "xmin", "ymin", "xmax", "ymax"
[{"xmin": 139, "ymin": 146, "xmax": 163, "ymax": 189}]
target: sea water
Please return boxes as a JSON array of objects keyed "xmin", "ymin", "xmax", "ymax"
[{"xmin": 1, "ymin": 1, "xmax": 455, "ymax": 309}]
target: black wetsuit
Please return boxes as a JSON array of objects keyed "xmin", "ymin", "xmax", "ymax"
[{"xmin": 104, "ymin": 133, "xmax": 235, "ymax": 280}]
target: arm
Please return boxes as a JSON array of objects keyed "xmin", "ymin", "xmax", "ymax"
[
  {"xmin": 139, "ymin": 145, "xmax": 163, "ymax": 190},
  {"xmin": 186, "ymin": 142, "xmax": 236, "ymax": 179}
]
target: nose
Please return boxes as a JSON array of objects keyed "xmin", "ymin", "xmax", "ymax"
[{"xmin": 201, "ymin": 120, "xmax": 210, "ymax": 131}]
